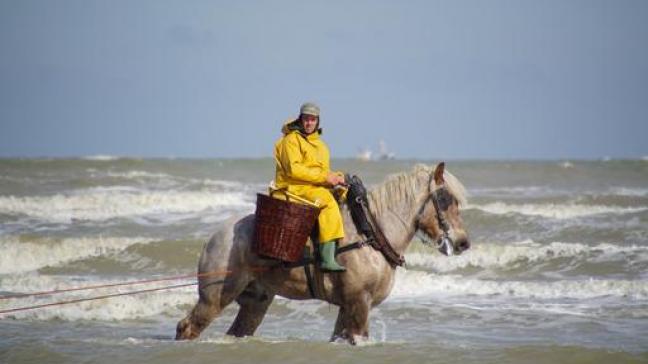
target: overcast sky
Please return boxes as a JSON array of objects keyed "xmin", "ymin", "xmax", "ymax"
[{"xmin": 1, "ymin": 0, "xmax": 647, "ymax": 159}]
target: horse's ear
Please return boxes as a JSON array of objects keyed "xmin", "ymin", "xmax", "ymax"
[{"xmin": 434, "ymin": 162, "xmax": 445, "ymax": 186}]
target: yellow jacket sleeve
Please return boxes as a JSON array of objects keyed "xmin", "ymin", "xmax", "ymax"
[{"xmin": 279, "ymin": 134, "xmax": 328, "ymax": 184}]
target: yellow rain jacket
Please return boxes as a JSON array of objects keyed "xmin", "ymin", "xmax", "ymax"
[{"xmin": 273, "ymin": 119, "xmax": 344, "ymax": 242}]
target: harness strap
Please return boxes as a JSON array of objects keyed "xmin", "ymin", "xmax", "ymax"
[
  {"xmin": 304, "ymin": 246, "xmax": 317, "ymax": 298},
  {"xmin": 361, "ymin": 199, "xmax": 405, "ymax": 267},
  {"xmin": 345, "ymin": 174, "xmax": 405, "ymax": 267},
  {"xmin": 281, "ymin": 257, "xmax": 315, "ymax": 269},
  {"xmin": 303, "ymin": 263, "xmax": 316, "ymax": 298},
  {"xmin": 429, "ymin": 190, "xmax": 450, "ymax": 234},
  {"xmin": 281, "ymin": 246, "xmax": 318, "ymax": 298},
  {"xmin": 282, "ymin": 240, "xmax": 366, "ymax": 269},
  {"xmin": 336, "ymin": 241, "xmax": 365, "ymax": 255},
  {"xmin": 416, "ymin": 172, "xmax": 455, "ymax": 256}
]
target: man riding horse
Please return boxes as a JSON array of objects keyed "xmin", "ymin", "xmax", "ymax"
[
  {"xmin": 272, "ymin": 102, "xmax": 347, "ymax": 271},
  {"xmin": 175, "ymin": 103, "xmax": 471, "ymax": 344}
]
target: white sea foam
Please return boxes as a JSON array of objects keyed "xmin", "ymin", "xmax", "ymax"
[
  {"xmin": 2, "ymin": 268, "xmax": 646, "ymax": 321},
  {"xmin": 0, "ymin": 281, "xmax": 196, "ymax": 321},
  {"xmin": 104, "ymin": 170, "xmax": 175, "ymax": 180},
  {"xmin": 1, "ymin": 273, "xmax": 72, "ymax": 293},
  {"xmin": 90, "ymin": 168, "xmax": 248, "ymax": 187},
  {"xmin": 87, "ymin": 169, "xmax": 254, "ymax": 193},
  {"xmin": 0, "ymin": 189, "xmax": 254, "ymax": 223},
  {"xmin": 203, "ymin": 179, "xmax": 256, "ymax": 189},
  {"xmin": 389, "ymin": 269, "xmax": 648, "ymax": 301},
  {"xmin": 406, "ymin": 241, "xmax": 648, "ymax": 273},
  {"xmin": 0, "ymin": 273, "xmax": 195, "ymax": 321},
  {"xmin": 81, "ymin": 155, "xmax": 122, "ymax": 161},
  {"xmin": 467, "ymin": 202, "xmax": 648, "ymax": 219},
  {"xmin": 608, "ymin": 187, "xmax": 648, "ymax": 197},
  {"xmin": 470, "ymin": 186, "xmax": 556, "ymax": 198},
  {"xmin": 0, "ymin": 236, "xmax": 153, "ymax": 274},
  {"xmin": 471, "ymin": 186, "xmax": 648, "ymax": 199}
]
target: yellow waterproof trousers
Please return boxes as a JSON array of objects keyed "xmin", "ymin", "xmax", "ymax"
[{"xmin": 273, "ymin": 186, "xmax": 344, "ymax": 242}]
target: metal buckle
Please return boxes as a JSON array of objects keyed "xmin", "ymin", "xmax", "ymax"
[{"xmin": 437, "ymin": 235, "xmax": 454, "ymax": 256}]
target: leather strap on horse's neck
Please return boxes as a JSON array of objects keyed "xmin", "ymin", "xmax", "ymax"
[
  {"xmin": 360, "ymin": 198, "xmax": 405, "ymax": 267},
  {"xmin": 346, "ymin": 174, "xmax": 404, "ymax": 267}
]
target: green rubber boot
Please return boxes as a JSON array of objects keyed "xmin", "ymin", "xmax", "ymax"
[{"xmin": 320, "ymin": 241, "xmax": 346, "ymax": 272}]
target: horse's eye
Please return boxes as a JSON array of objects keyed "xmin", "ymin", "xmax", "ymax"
[{"xmin": 436, "ymin": 190, "xmax": 454, "ymax": 210}]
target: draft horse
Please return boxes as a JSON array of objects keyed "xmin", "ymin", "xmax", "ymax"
[{"xmin": 176, "ymin": 163, "xmax": 470, "ymax": 344}]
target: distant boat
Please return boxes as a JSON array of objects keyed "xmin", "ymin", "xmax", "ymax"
[
  {"xmin": 377, "ymin": 140, "xmax": 395, "ymax": 160},
  {"xmin": 355, "ymin": 140, "xmax": 396, "ymax": 161},
  {"xmin": 356, "ymin": 147, "xmax": 372, "ymax": 162},
  {"xmin": 560, "ymin": 161, "xmax": 574, "ymax": 169}
]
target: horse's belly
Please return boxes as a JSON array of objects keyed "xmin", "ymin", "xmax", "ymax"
[
  {"xmin": 256, "ymin": 267, "xmax": 338, "ymax": 303},
  {"xmin": 256, "ymin": 269, "xmax": 315, "ymax": 300}
]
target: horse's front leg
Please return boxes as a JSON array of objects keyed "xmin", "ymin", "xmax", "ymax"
[
  {"xmin": 176, "ymin": 272, "xmax": 250, "ymax": 340},
  {"xmin": 227, "ymin": 281, "xmax": 275, "ymax": 337},
  {"xmin": 330, "ymin": 307, "xmax": 345, "ymax": 342},
  {"xmin": 333, "ymin": 300, "xmax": 370, "ymax": 345}
]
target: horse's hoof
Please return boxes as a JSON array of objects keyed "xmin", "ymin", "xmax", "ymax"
[{"xmin": 176, "ymin": 319, "xmax": 200, "ymax": 340}]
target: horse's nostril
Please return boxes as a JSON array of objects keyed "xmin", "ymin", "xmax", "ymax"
[{"xmin": 458, "ymin": 240, "xmax": 470, "ymax": 252}]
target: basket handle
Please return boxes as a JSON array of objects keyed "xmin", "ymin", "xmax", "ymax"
[
  {"xmin": 269, "ymin": 188, "xmax": 291, "ymax": 203},
  {"xmin": 268, "ymin": 181, "xmax": 322, "ymax": 208}
]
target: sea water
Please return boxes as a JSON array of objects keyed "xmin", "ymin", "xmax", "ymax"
[{"xmin": 1, "ymin": 158, "xmax": 647, "ymax": 363}]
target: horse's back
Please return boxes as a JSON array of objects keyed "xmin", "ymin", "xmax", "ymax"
[{"xmin": 198, "ymin": 213, "xmax": 256, "ymax": 276}]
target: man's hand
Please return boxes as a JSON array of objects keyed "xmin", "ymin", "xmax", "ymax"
[{"xmin": 326, "ymin": 172, "xmax": 345, "ymax": 186}]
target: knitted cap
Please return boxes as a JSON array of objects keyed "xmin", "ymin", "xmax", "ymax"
[{"xmin": 299, "ymin": 102, "xmax": 320, "ymax": 116}]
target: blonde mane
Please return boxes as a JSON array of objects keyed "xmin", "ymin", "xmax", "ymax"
[{"xmin": 367, "ymin": 164, "xmax": 467, "ymax": 216}]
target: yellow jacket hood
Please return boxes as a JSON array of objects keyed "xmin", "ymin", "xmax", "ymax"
[{"xmin": 281, "ymin": 118, "xmax": 322, "ymax": 136}]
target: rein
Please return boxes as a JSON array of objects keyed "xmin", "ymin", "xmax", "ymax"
[
  {"xmin": 343, "ymin": 174, "xmax": 405, "ymax": 267},
  {"xmin": 358, "ymin": 196, "xmax": 405, "ymax": 267}
]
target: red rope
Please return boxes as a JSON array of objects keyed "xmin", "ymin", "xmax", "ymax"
[
  {"xmin": 2, "ymin": 271, "xmax": 215, "ymax": 300},
  {"xmin": 0, "ymin": 266, "xmax": 273, "ymax": 315},
  {"xmin": 0, "ymin": 282, "xmax": 197, "ymax": 315},
  {"xmin": 0, "ymin": 266, "xmax": 270, "ymax": 301}
]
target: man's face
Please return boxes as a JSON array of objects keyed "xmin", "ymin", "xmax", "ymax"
[{"xmin": 301, "ymin": 114, "xmax": 318, "ymax": 134}]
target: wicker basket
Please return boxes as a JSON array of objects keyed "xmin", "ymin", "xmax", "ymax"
[{"xmin": 254, "ymin": 193, "xmax": 320, "ymax": 262}]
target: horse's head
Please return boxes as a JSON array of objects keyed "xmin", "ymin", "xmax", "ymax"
[{"xmin": 415, "ymin": 162, "xmax": 470, "ymax": 256}]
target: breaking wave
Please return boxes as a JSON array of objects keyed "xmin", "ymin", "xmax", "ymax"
[
  {"xmin": 470, "ymin": 186, "xmax": 648, "ymax": 199},
  {"xmin": 0, "ymin": 189, "xmax": 254, "ymax": 223},
  {"xmin": 0, "ymin": 236, "xmax": 156, "ymax": 274},
  {"xmin": 4, "ymin": 267, "xmax": 646, "ymax": 321},
  {"xmin": 405, "ymin": 240, "xmax": 648, "ymax": 273},
  {"xmin": 467, "ymin": 202, "xmax": 648, "ymax": 219},
  {"xmin": 90, "ymin": 169, "xmax": 253, "ymax": 189},
  {"xmin": 102, "ymin": 170, "xmax": 175, "ymax": 180},
  {"xmin": 81, "ymin": 155, "xmax": 122, "ymax": 161},
  {"xmin": 391, "ymin": 269, "xmax": 648, "ymax": 301},
  {"xmin": 608, "ymin": 187, "xmax": 648, "ymax": 197},
  {"xmin": 469, "ymin": 186, "xmax": 560, "ymax": 198},
  {"xmin": 0, "ymin": 274, "xmax": 196, "ymax": 321}
]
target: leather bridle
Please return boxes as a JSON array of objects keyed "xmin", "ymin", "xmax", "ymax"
[{"xmin": 415, "ymin": 172, "xmax": 455, "ymax": 256}]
